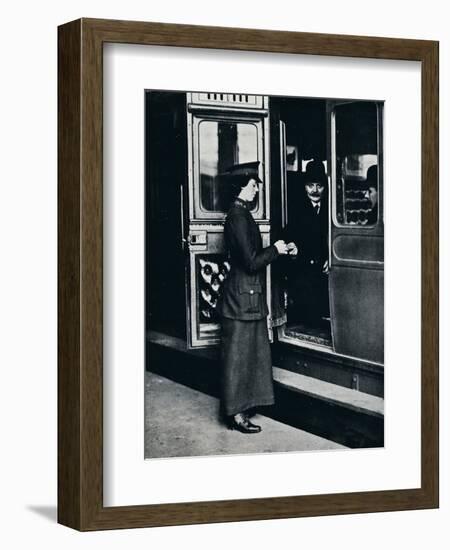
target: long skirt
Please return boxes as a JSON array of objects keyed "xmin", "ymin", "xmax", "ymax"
[{"xmin": 220, "ymin": 317, "xmax": 275, "ymax": 417}]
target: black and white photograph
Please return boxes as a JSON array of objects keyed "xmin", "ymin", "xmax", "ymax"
[
  {"xmin": 2, "ymin": 0, "xmax": 443, "ymax": 542},
  {"xmin": 145, "ymin": 90, "xmax": 384, "ymax": 459}
]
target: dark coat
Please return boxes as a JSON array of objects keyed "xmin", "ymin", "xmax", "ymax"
[
  {"xmin": 283, "ymin": 198, "xmax": 328, "ymax": 269},
  {"xmin": 218, "ymin": 197, "xmax": 278, "ymax": 416},
  {"xmin": 367, "ymin": 206, "xmax": 378, "ymax": 225},
  {"xmin": 217, "ymin": 198, "xmax": 279, "ymax": 321},
  {"xmin": 282, "ymin": 198, "xmax": 329, "ymax": 323}
]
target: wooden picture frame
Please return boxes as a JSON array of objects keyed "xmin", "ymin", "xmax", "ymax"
[{"xmin": 58, "ymin": 18, "xmax": 439, "ymax": 530}]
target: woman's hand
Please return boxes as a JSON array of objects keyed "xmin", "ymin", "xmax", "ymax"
[{"xmin": 274, "ymin": 240, "xmax": 289, "ymax": 255}]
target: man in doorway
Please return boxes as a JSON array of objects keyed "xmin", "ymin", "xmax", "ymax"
[{"xmin": 283, "ymin": 159, "xmax": 330, "ymax": 328}]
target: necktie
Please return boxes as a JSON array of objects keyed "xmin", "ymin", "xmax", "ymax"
[{"xmin": 314, "ymin": 204, "xmax": 319, "ymax": 215}]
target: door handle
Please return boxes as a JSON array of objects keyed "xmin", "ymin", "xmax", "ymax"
[{"xmin": 187, "ymin": 231, "xmax": 208, "ymax": 250}]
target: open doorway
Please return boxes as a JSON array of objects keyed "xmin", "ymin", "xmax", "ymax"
[{"xmin": 271, "ymin": 97, "xmax": 332, "ymax": 349}]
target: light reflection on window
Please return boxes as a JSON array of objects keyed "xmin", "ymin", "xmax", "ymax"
[{"xmin": 199, "ymin": 121, "xmax": 259, "ymax": 213}]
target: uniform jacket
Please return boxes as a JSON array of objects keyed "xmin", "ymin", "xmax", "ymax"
[{"xmin": 217, "ymin": 198, "xmax": 279, "ymax": 321}]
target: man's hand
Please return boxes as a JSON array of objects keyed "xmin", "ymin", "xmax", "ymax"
[
  {"xmin": 286, "ymin": 242, "xmax": 298, "ymax": 256},
  {"xmin": 322, "ymin": 260, "xmax": 329, "ymax": 274},
  {"xmin": 274, "ymin": 240, "xmax": 289, "ymax": 255}
]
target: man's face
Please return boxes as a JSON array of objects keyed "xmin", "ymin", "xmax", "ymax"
[
  {"xmin": 305, "ymin": 181, "xmax": 325, "ymax": 203},
  {"xmin": 367, "ymin": 186, "xmax": 378, "ymax": 208}
]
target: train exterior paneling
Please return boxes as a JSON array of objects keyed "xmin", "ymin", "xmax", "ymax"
[{"xmin": 330, "ymin": 267, "xmax": 384, "ymax": 364}]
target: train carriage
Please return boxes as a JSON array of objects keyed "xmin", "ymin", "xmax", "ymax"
[{"xmin": 146, "ymin": 89, "xmax": 384, "ymax": 400}]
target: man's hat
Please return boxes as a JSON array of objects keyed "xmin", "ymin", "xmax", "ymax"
[
  {"xmin": 366, "ymin": 164, "xmax": 378, "ymax": 187},
  {"xmin": 304, "ymin": 159, "xmax": 327, "ymax": 186},
  {"xmin": 220, "ymin": 161, "xmax": 263, "ymax": 183}
]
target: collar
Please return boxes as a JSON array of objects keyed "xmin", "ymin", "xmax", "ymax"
[
  {"xmin": 233, "ymin": 197, "xmax": 250, "ymax": 209},
  {"xmin": 311, "ymin": 200, "xmax": 321, "ymax": 211}
]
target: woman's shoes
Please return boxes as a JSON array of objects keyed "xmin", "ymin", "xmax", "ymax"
[{"xmin": 227, "ymin": 413, "xmax": 261, "ymax": 434}]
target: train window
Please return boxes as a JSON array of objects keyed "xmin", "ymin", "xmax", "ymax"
[
  {"xmin": 334, "ymin": 102, "xmax": 379, "ymax": 226},
  {"xmin": 198, "ymin": 120, "xmax": 260, "ymax": 213}
]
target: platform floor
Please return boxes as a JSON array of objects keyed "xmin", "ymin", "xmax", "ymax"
[{"xmin": 145, "ymin": 372, "xmax": 346, "ymax": 459}]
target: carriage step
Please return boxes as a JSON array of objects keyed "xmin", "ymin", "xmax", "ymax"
[{"xmin": 273, "ymin": 367, "xmax": 383, "ymax": 419}]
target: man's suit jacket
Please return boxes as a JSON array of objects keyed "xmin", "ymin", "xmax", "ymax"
[
  {"xmin": 217, "ymin": 198, "xmax": 279, "ymax": 321},
  {"xmin": 280, "ymin": 197, "xmax": 330, "ymax": 321},
  {"xmin": 283, "ymin": 198, "xmax": 328, "ymax": 272}
]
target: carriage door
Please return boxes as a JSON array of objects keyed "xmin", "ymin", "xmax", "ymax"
[
  {"xmin": 185, "ymin": 92, "xmax": 271, "ymax": 348},
  {"xmin": 328, "ymin": 100, "xmax": 384, "ymax": 364}
]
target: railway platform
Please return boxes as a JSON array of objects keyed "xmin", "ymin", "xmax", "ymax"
[
  {"xmin": 145, "ymin": 371, "xmax": 345, "ymax": 458},
  {"xmin": 146, "ymin": 331, "xmax": 384, "ymax": 453}
]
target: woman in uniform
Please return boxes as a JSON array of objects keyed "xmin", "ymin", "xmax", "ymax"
[{"xmin": 217, "ymin": 161, "xmax": 289, "ymax": 433}]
